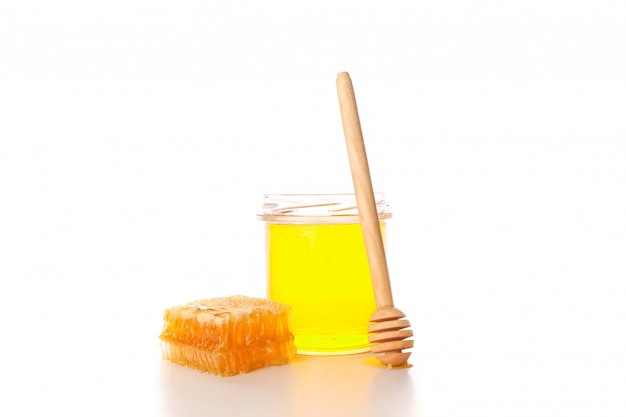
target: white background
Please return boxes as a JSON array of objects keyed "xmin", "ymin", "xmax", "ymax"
[{"xmin": 1, "ymin": 1, "xmax": 625, "ymax": 416}]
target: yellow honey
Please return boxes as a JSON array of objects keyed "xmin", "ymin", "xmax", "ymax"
[{"xmin": 259, "ymin": 194, "xmax": 391, "ymax": 355}]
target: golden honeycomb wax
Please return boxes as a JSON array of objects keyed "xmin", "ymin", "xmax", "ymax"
[
  {"xmin": 258, "ymin": 194, "xmax": 391, "ymax": 355},
  {"xmin": 160, "ymin": 295, "xmax": 295, "ymax": 376}
]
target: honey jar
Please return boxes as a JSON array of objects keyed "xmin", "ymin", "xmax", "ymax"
[{"xmin": 258, "ymin": 193, "xmax": 391, "ymax": 355}]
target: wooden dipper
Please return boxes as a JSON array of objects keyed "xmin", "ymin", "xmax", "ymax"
[{"xmin": 336, "ymin": 72, "xmax": 413, "ymax": 367}]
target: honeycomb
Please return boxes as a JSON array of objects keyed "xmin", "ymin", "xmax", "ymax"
[{"xmin": 160, "ymin": 295, "xmax": 295, "ymax": 376}]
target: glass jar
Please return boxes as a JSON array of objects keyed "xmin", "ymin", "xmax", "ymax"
[{"xmin": 258, "ymin": 193, "xmax": 391, "ymax": 355}]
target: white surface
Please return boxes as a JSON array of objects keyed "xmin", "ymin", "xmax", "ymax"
[
  {"xmin": 160, "ymin": 353, "xmax": 416, "ymax": 417},
  {"xmin": 1, "ymin": 1, "xmax": 625, "ymax": 416}
]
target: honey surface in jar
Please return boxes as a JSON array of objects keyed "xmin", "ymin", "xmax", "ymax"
[{"xmin": 266, "ymin": 222, "xmax": 382, "ymax": 355}]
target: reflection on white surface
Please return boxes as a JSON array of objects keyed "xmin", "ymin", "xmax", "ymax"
[{"xmin": 159, "ymin": 353, "xmax": 418, "ymax": 417}]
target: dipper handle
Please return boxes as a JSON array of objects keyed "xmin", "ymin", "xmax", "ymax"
[{"xmin": 336, "ymin": 71, "xmax": 393, "ymax": 309}]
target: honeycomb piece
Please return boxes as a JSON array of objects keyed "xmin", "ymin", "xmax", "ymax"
[{"xmin": 160, "ymin": 295, "xmax": 295, "ymax": 376}]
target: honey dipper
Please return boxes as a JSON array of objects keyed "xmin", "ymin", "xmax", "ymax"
[{"xmin": 336, "ymin": 72, "xmax": 413, "ymax": 367}]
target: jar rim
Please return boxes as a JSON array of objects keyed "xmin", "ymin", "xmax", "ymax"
[{"xmin": 257, "ymin": 192, "xmax": 391, "ymax": 224}]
